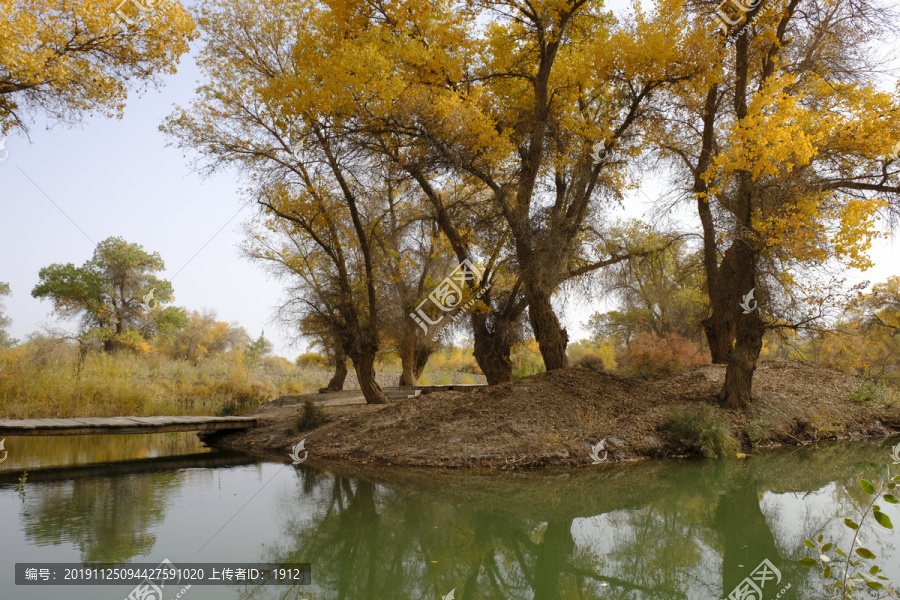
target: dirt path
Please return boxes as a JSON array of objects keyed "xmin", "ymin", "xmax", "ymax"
[{"xmin": 208, "ymin": 361, "xmax": 900, "ymax": 469}]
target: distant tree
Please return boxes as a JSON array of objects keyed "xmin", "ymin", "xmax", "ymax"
[
  {"xmin": 810, "ymin": 277, "xmax": 900, "ymax": 386},
  {"xmin": 245, "ymin": 330, "xmax": 273, "ymax": 366},
  {"xmin": 31, "ymin": 236, "xmax": 173, "ymax": 349},
  {"xmin": 0, "ymin": 281, "xmax": 18, "ymax": 348},
  {"xmin": 589, "ymin": 224, "xmax": 708, "ymax": 349},
  {"xmin": 158, "ymin": 308, "xmax": 248, "ymax": 365},
  {"xmin": 0, "ymin": 0, "xmax": 196, "ymax": 134}
]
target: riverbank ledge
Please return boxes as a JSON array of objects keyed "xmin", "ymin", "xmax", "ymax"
[{"xmin": 208, "ymin": 361, "xmax": 900, "ymax": 469}]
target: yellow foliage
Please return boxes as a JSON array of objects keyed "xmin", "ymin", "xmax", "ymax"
[{"xmin": 0, "ymin": 0, "xmax": 197, "ymax": 133}]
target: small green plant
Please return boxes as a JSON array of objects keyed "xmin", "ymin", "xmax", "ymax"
[
  {"xmin": 850, "ymin": 374, "xmax": 887, "ymax": 405},
  {"xmin": 799, "ymin": 474, "xmax": 898, "ymax": 598},
  {"xmin": 658, "ymin": 404, "xmax": 738, "ymax": 458},
  {"xmin": 14, "ymin": 471, "xmax": 27, "ymax": 497},
  {"xmin": 294, "ymin": 399, "xmax": 328, "ymax": 432},
  {"xmin": 747, "ymin": 407, "xmax": 781, "ymax": 445}
]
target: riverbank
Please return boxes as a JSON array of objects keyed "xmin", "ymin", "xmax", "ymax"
[{"xmin": 207, "ymin": 361, "xmax": 900, "ymax": 469}]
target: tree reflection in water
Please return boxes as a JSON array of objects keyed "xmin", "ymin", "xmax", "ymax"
[{"xmin": 249, "ymin": 441, "xmax": 897, "ymax": 600}]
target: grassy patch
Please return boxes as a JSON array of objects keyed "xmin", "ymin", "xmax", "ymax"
[
  {"xmin": 658, "ymin": 404, "xmax": 738, "ymax": 458},
  {"xmin": 849, "ymin": 375, "xmax": 889, "ymax": 405},
  {"xmin": 294, "ymin": 399, "xmax": 328, "ymax": 432}
]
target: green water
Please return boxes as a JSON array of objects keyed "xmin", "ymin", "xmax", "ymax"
[{"xmin": 1, "ymin": 434, "xmax": 899, "ymax": 600}]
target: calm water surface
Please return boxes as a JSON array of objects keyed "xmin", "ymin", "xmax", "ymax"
[{"xmin": 1, "ymin": 434, "xmax": 899, "ymax": 600}]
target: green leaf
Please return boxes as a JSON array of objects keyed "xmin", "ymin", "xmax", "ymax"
[
  {"xmin": 870, "ymin": 566, "xmax": 881, "ymax": 574},
  {"xmin": 836, "ymin": 547, "xmax": 847, "ymax": 557},
  {"xmin": 866, "ymin": 582, "xmax": 883, "ymax": 590},
  {"xmin": 817, "ymin": 533, "xmax": 824, "ymax": 543},
  {"xmin": 893, "ymin": 475, "xmax": 900, "ymax": 482},
  {"xmin": 805, "ymin": 539, "xmax": 815, "ymax": 548},
  {"xmin": 844, "ymin": 518, "xmax": 859, "ymax": 530},
  {"xmin": 883, "ymin": 494, "xmax": 898, "ymax": 504},
  {"xmin": 856, "ymin": 548, "xmax": 877, "ymax": 559},
  {"xmin": 822, "ymin": 542, "xmax": 833, "ymax": 552},
  {"xmin": 887, "ymin": 482, "xmax": 896, "ymax": 490},
  {"xmin": 799, "ymin": 557, "xmax": 818, "ymax": 567},
  {"xmin": 824, "ymin": 566, "xmax": 832, "ymax": 579},
  {"xmin": 872, "ymin": 510, "xmax": 893, "ymax": 529},
  {"xmin": 860, "ymin": 479, "xmax": 876, "ymax": 494}
]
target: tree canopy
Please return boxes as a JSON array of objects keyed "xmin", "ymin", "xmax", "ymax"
[
  {"xmin": 0, "ymin": 0, "xmax": 196, "ymax": 133},
  {"xmin": 31, "ymin": 236, "xmax": 174, "ymax": 348}
]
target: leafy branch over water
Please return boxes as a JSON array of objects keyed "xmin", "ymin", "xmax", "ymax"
[{"xmin": 800, "ymin": 450, "xmax": 899, "ymax": 598}]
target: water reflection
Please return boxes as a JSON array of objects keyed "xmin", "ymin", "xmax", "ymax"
[
  {"xmin": 0, "ymin": 435, "xmax": 897, "ymax": 600},
  {"xmin": 0, "ymin": 432, "xmax": 212, "ymax": 473},
  {"xmin": 22, "ymin": 471, "xmax": 181, "ymax": 562},
  {"xmin": 253, "ymin": 440, "xmax": 898, "ymax": 600}
]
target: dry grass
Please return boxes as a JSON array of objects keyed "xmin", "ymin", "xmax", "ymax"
[
  {"xmin": 0, "ymin": 341, "xmax": 311, "ymax": 419},
  {"xmin": 0, "ymin": 340, "xmax": 488, "ymax": 419}
]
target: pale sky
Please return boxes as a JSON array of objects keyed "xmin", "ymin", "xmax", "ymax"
[{"xmin": 0, "ymin": 0, "xmax": 898, "ymax": 359}]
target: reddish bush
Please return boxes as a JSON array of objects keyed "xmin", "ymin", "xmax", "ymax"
[{"xmin": 617, "ymin": 332, "xmax": 709, "ymax": 378}]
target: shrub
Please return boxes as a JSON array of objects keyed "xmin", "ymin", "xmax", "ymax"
[
  {"xmin": 425, "ymin": 346, "xmax": 479, "ymax": 374},
  {"xmin": 295, "ymin": 399, "xmax": 328, "ymax": 432},
  {"xmin": 658, "ymin": 404, "xmax": 738, "ymax": 458},
  {"xmin": 568, "ymin": 339, "xmax": 617, "ymax": 372},
  {"xmin": 747, "ymin": 408, "xmax": 781, "ymax": 445},
  {"xmin": 617, "ymin": 332, "xmax": 708, "ymax": 378},
  {"xmin": 295, "ymin": 352, "xmax": 328, "ymax": 368},
  {"xmin": 849, "ymin": 374, "xmax": 888, "ymax": 404}
]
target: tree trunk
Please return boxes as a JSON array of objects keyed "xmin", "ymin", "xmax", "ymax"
[
  {"xmin": 720, "ymin": 313, "xmax": 764, "ymax": 409},
  {"xmin": 319, "ymin": 334, "xmax": 348, "ymax": 392},
  {"xmin": 526, "ymin": 284, "xmax": 569, "ymax": 371},
  {"xmin": 398, "ymin": 331, "xmax": 433, "ymax": 386},
  {"xmin": 323, "ymin": 353, "xmax": 347, "ymax": 393},
  {"xmin": 702, "ymin": 310, "xmax": 735, "ymax": 363},
  {"xmin": 398, "ymin": 330, "xmax": 417, "ymax": 387},
  {"xmin": 352, "ymin": 350, "xmax": 388, "ymax": 404},
  {"xmin": 472, "ymin": 312, "xmax": 513, "ymax": 384},
  {"xmin": 413, "ymin": 346, "xmax": 430, "ymax": 381},
  {"xmin": 702, "ymin": 252, "xmax": 739, "ymax": 364},
  {"xmin": 718, "ymin": 238, "xmax": 763, "ymax": 409},
  {"xmin": 324, "ymin": 360, "xmax": 348, "ymax": 392}
]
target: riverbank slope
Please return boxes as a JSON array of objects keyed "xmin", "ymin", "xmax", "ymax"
[{"xmin": 209, "ymin": 361, "xmax": 900, "ymax": 469}]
